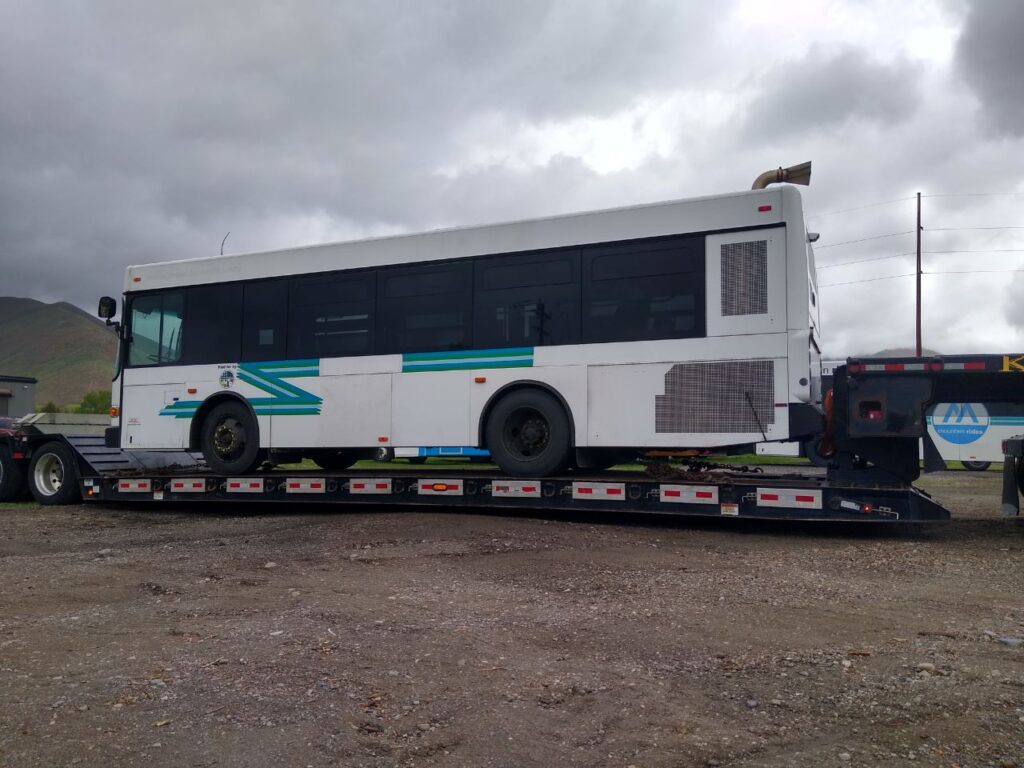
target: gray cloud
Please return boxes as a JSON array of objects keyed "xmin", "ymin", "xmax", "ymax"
[
  {"xmin": 955, "ymin": 0, "xmax": 1024, "ymax": 136},
  {"xmin": 0, "ymin": 0, "xmax": 720, "ymax": 307},
  {"xmin": 740, "ymin": 47, "xmax": 922, "ymax": 141}
]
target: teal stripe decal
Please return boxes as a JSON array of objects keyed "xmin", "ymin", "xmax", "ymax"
[
  {"xmin": 159, "ymin": 359, "xmax": 322, "ymax": 418},
  {"xmin": 402, "ymin": 346, "xmax": 534, "ymax": 373}
]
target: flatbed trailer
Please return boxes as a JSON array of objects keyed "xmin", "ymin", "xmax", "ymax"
[{"xmin": 2, "ymin": 353, "xmax": 1022, "ymax": 524}]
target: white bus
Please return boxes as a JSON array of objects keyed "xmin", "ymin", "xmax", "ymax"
[{"xmin": 99, "ymin": 180, "xmax": 822, "ymax": 477}]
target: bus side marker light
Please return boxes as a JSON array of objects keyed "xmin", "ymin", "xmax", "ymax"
[
  {"xmin": 757, "ymin": 204, "xmax": 772, "ymax": 212},
  {"xmin": 474, "ymin": 376, "xmax": 486, "ymax": 383},
  {"xmin": 109, "ymin": 407, "xmax": 120, "ymax": 418},
  {"xmin": 187, "ymin": 387, "xmax": 197, "ymax": 394},
  {"xmin": 377, "ymin": 436, "xmax": 389, "ymax": 443}
]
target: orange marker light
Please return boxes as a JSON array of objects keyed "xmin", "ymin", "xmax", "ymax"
[
  {"xmin": 378, "ymin": 436, "xmax": 389, "ymax": 443},
  {"xmin": 109, "ymin": 406, "xmax": 120, "ymax": 418},
  {"xmin": 187, "ymin": 387, "xmax": 197, "ymax": 394},
  {"xmin": 474, "ymin": 376, "xmax": 486, "ymax": 383}
]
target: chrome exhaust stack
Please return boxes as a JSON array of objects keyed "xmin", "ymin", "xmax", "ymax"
[{"xmin": 752, "ymin": 161, "xmax": 812, "ymax": 190}]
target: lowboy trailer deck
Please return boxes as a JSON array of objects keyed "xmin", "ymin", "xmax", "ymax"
[{"xmin": 2, "ymin": 354, "xmax": 1023, "ymax": 523}]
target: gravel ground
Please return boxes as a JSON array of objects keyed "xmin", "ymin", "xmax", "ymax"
[{"xmin": 0, "ymin": 471, "xmax": 1022, "ymax": 768}]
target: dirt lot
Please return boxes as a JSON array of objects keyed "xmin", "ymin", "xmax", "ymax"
[{"xmin": 1, "ymin": 471, "xmax": 1022, "ymax": 768}]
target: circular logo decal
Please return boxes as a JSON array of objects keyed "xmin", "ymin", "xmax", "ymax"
[
  {"xmin": 219, "ymin": 370, "xmax": 235, "ymax": 389},
  {"xmin": 932, "ymin": 402, "xmax": 989, "ymax": 445}
]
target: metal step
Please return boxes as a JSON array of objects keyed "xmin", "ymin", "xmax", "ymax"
[{"xmin": 62, "ymin": 434, "xmax": 207, "ymax": 475}]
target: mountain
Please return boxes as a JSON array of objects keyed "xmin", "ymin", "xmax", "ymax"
[{"xmin": 0, "ymin": 297, "xmax": 117, "ymax": 408}]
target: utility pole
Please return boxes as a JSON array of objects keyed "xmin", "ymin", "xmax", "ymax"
[{"xmin": 915, "ymin": 192, "xmax": 922, "ymax": 356}]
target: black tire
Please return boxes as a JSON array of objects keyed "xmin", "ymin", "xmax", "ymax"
[
  {"xmin": 27, "ymin": 441, "xmax": 81, "ymax": 505},
  {"xmin": 311, "ymin": 450, "xmax": 360, "ymax": 471},
  {"xmin": 200, "ymin": 400, "xmax": 263, "ymax": 475},
  {"xmin": 374, "ymin": 447, "xmax": 395, "ymax": 463},
  {"xmin": 1017, "ymin": 457, "xmax": 1024, "ymax": 496},
  {"xmin": 485, "ymin": 389, "xmax": 572, "ymax": 477},
  {"xmin": 802, "ymin": 436, "xmax": 833, "ymax": 468},
  {"xmin": 0, "ymin": 445, "xmax": 27, "ymax": 502},
  {"xmin": 406, "ymin": 456, "xmax": 427, "ymax": 465},
  {"xmin": 962, "ymin": 460, "xmax": 991, "ymax": 472}
]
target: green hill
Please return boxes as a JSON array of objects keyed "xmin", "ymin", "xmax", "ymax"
[{"xmin": 0, "ymin": 297, "xmax": 117, "ymax": 408}]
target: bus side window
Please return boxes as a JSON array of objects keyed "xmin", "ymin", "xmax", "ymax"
[
  {"xmin": 288, "ymin": 272, "xmax": 375, "ymax": 359},
  {"xmin": 127, "ymin": 291, "xmax": 184, "ymax": 367},
  {"xmin": 243, "ymin": 279, "xmax": 289, "ymax": 361},
  {"xmin": 183, "ymin": 285, "xmax": 242, "ymax": 365},
  {"xmin": 377, "ymin": 261, "xmax": 471, "ymax": 354},
  {"xmin": 582, "ymin": 235, "xmax": 705, "ymax": 344},
  {"xmin": 473, "ymin": 249, "xmax": 580, "ymax": 348}
]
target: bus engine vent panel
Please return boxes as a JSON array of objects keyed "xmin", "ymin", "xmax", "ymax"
[
  {"xmin": 655, "ymin": 360, "xmax": 774, "ymax": 433},
  {"xmin": 720, "ymin": 240, "xmax": 768, "ymax": 316}
]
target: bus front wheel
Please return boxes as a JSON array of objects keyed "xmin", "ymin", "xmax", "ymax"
[
  {"xmin": 200, "ymin": 401, "xmax": 263, "ymax": 475},
  {"xmin": 485, "ymin": 389, "xmax": 571, "ymax": 477}
]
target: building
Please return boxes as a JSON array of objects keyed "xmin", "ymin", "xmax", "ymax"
[{"xmin": 0, "ymin": 375, "xmax": 37, "ymax": 418}]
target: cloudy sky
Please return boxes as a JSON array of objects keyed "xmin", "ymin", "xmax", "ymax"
[{"xmin": 2, "ymin": 0, "xmax": 1022, "ymax": 356}]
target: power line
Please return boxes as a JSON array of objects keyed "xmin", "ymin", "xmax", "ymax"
[
  {"xmin": 815, "ymin": 231, "xmax": 914, "ymax": 249},
  {"xmin": 819, "ymin": 273, "xmax": 915, "ymax": 288},
  {"xmin": 924, "ymin": 268, "xmax": 1024, "ymax": 275},
  {"xmin": 806, "ymin": 196, "xmax": 915, "ymax": 220},
  {"xmin": 922, "ymin": 192, "xmax": 1024, "ymax": 199},
  {"xmin": 818, "ymin": 253, "xmax": 908, "ymax": 269},
  {"xmin": 922, "ymin": 249, "xmax": 1024, "ymax": 254},
  {"xmin": 928, "ymin": 226, "xmax": 1024, "ymax": 232}
]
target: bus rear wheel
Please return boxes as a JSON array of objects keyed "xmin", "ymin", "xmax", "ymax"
[
  {"xmin": 962, "ymin": 460, "xmax": 991, "ymax": 472},
  {"xmin": 200, "ymin": 401, "xmax": 263, "ymax": 475},
  {"xmin": 485, "ymin": 389, "xmax": 571, "ymax": 477}
]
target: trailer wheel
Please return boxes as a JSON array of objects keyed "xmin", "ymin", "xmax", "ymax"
[
  {"xmin": 802, "ymin": 436, "xmax": 833, "ymax": 468},
  {"xmin": 311, "ymin": 450, "xmax": 360, "ymax": 471},
  {"xmin": 200, "ymin": 401, "xmax": 264, "ymax": 475},
  {"xmin": 0, "ymin": 445, "xmax": 27, "ymax": 502},
  {"xmin": 28, "ymin": 442, "xmax": 81, "ymax": 505},
  {"xmin": 485, "ymin": 389, "xmax": 571, "ymax": 477},
  {"xmin": 962, "ymin": 460, "xmax": 991, "ymax": 472}
]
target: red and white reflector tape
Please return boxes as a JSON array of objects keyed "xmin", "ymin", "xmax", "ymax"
[
  {"xmin": 571, "ymin": 482, "xmax": 625, "ymax": 501},
  {"xmin": 348, "ymin": 479, "xmax": 393, "ymax": 495},
  {"xmin": 756, "ymin": 488, "xmax": 822, "ymax": 510},
  {"xmin": 168, "ymin": 478, "xmax": 206, "ymax": 493},
  {"xmin": 227, "ymin": 478, "xmax": 264, "ymax": 494},
  {"xmin": 417, "ymin": 479, "xmax": 464, "ymax": 496},
  {"xmin": 491, "ymin": 480, "xmax": 541, "ymax": 498},
  {"xmin": 942, "ymin": 361, "xmax": 986, "ymax": 370},
  {"xmin": 659, "ymin": 484, "xmax": 718, "ymax": 505},
  {"xmin": 285, "ymin": 478, "xmax": 326, "ymax": 494},
  {"xmin": 117, "ymin": 478, "xmax": 152, "ymax": 493}
]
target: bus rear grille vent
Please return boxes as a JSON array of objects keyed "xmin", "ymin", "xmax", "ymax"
[
  {"xmin": 655, "ymin": 360, "xmax": 775, "ymax": 433},
  {"xmin": 720, "ymin": 240, "xmax": 768, "ymax": 316}
]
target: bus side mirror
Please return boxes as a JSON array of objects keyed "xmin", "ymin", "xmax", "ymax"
[{"xmin": 98, "ymin": 296, "xmax": 117, "ymax": 321}]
